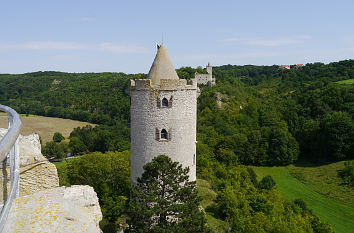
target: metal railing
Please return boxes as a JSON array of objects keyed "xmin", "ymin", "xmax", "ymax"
[{"xmin": 0, "ymin": 105, "xmax": 22, "ymax": 232}]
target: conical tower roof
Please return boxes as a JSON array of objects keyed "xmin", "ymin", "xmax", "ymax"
[{"xmin": 147, "ymin": 45, "xmax": 179, "ymax": 85}]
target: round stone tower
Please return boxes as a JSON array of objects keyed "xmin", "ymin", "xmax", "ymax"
[{"xmin": 130, "ymin": 45, "xmax": 197, "ymax": 183}]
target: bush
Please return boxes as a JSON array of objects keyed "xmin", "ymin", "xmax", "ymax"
[
  {"xmin": 338, "ymin": 161, "xmax": 354, "ymax": 186},
  {"xmin": 294, "ymin": 198, "xmax": 310, "ymax": 213},
  {"xmin": 258, "ymin": 175, "xmax": 276, "ymax": 190},
  {"xmin": 42, "ymin": 141, "xmax": 65, "ymax": 160},
  {"xmin": 53, "ymin": 132, "xmax": 65, "ymax": 142}
]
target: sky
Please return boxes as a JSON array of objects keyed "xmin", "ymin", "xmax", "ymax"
[{"xmin": 0, "ymin": 0, "xmax": 354, "ymax": 74}]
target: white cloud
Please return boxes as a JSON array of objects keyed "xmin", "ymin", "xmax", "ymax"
[{"xmin": 225, "ymin": 35, "xmax": 311, "ymax": 47}]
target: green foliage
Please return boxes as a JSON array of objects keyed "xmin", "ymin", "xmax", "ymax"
[
  {"xmin": 126, "ymin": 155, "xmax": 211, "ymax": 233},
  {"xmin": 253, "ymin": 166, "xmax": 354, "ymax": 233},
  {"xmin": 3, "ymin": 59, "xmax": 353, "ymax": 232},
  {"xmin": 53, "ymin": 132, "xmax": 65, "ymax": 142},
  {"xmin": 176, "ymin": 66, "xmax": 206, "ymax": 79},
  {"xmin": 338, "ymin": 161, "xmax": 354, "ymax": 186},
  {"xmin": 197, "ymin": 79, "xmax": 299, "ymax": 166},
  {"xmin": 69, "ymin": 124, "xmax": 130, "ymax": 153},
  {"xmin": 213, "ymin": 165, "xmax": 334, "ymax": 233},
  {"xmin": 52, "ymin": 160, "xmax": 71, "ymax": 186},
  {"xmin": 66, "ymin": 151, "xmax": 130, "ymax": 222},
  {"xmin": 2, "ymin": 60, "xmax": 353, "ymax": 165},
  {"xmin": 319, "ymin": 112, "xmax": 354, "ymax": 161},
  {"xmin": 258, "ymin": 175, "xmax": 276, "ymax": 190},
  {"xmin": 294, "ymin": 198, "xmax": 310, "ymax": 213},
  {"xmin": 68, "ymin": 136, "xmax": 87, "ymax": 154},
  {"xmin": 42, "ymin": 141, "xmax": 65, "ymax": 160}
]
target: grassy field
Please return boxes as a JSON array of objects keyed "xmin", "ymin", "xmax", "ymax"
[
  {"xmin": 252, "ymin": 165, "xmax": 354, "ymax": 233},
  {"xmin": 289, "ymin": 160, "xmax": 354, "ymax": 203},
  {"xmin": 336, "ymin": 78, "xmax": 354, "ymax": 84},
  {"xmin": 0, "ymin": 113, "xmax": 95, "ymax": 142}
]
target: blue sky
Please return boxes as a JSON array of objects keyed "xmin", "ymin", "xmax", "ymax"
[{"xmin": 1, "ymin": 0, "xmax": 353, "ymax": 74}]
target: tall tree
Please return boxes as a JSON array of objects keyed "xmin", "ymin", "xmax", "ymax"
[{"xmin": 126, "ymin": 155, "xmax": 211, "ymax": 233}]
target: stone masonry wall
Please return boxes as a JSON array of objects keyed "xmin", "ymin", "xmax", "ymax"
[{"xmin": 131, "ymin": 80, "xmax": 197, "ymax": 182}]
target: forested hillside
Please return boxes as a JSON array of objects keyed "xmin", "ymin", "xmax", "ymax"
[
  {"xmin": 1, "ymin": 59, "xmax": 353, "ymax": 232},
  {"xmin": 197, "ymin": 60, "xmax": 354, "ymax": 169}
]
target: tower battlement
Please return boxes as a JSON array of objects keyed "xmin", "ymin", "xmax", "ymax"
[{"xmin": 130, "ymin": 78, "xmax": 197, "ymax": 91}]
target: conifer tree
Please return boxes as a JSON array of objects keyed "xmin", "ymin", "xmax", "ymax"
[{"xmin": 126, "ymin": 155, "xmax": 211, "ymax": 233}]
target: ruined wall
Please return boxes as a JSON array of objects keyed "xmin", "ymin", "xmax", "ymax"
[
  {"xmin": 0, "ymin": 129, "xmax": 59, "ymax": 199},
  {"xmin": 130, "ymin": 79, "xmax": 197, "ymax": 182},
  {"xmin": 195, "ymin": 73, "xmax": 213, "ymax": 85}
]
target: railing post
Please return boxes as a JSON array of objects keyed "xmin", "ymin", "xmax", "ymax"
[
  {"xmin": 12, "ymin": 138, "xmax": 19, "ymax": 198},
  {"xmin": 1, "ymin": 156, "xmax": 8, "ymax": 202}
]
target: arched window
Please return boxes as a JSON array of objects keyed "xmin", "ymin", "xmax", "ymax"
[
  {"xmin": 161, "ymin": 129, "xmax": 168, "ymax": 139},
  {"xmin": 162, "ymin": 98, "xmax": 169, "ymax": 107}
]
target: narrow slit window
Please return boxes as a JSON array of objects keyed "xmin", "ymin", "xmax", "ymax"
[
  {"xmin": 155, "ymin": 128, "xmax": 160, "ymax": 140},
  {"xmin": 161, "ymin": 129, "xmax": 168, "ymax": 139},
  {"xmin": 168, "ymin": 96, "xmax": 173, "ymax": 108},
  {"xmin": 157, "ymin": 98, "xmax": 161, "ymax": 108}
]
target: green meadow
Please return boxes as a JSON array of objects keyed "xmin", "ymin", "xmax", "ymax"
[{"xmin": 252, "ymin": 165, "xmax": 354, "ymax": 233}]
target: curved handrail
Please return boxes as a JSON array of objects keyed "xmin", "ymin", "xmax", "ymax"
[
  {"xmin": 0, "ymin": 105, "xmax": 21, "ymax": 161},
  {"xmin": 0, "ymin": 105, "xmax": 22, "ymax": 232}
]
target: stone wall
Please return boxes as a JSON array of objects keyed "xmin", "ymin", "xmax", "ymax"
[
  {"xmin": 0, "ymin": 129, "xmax": 59, "ymax": 199},
  {"xmin": 195, "ymin": 73, "xmax": 213, "ymax": 85}
]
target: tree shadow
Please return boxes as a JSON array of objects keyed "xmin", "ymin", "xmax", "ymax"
[
  {"xmin": 294, "ymin": 158, "xmax": 337, "ymax": 167},
  {"xmin": 205, "ymin": 204, "xmax": 221, "ymax": 219}
]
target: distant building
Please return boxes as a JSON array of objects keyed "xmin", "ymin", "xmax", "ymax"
[
  {"xmin": 296, "ymin": 64, "xmax": 304, "ymax": 69},
  {"xmin": 279, "ymin": 65, "xmax": 291, "ymax": 70},
  {"xmin": 195, "ymin": 62, "xmax": 215, "ymax": 86}
]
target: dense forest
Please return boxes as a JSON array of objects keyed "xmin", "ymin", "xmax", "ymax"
[{"xmin": 1, "ymin": 59, "xmax": 353, "ymax": 232}]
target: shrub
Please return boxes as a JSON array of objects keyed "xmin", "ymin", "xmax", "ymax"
[
  {"xmin": 53, "ymin": 132, "xmax": 65, "ymax": 142},
  {"xmin": 258, "ymin": 175, "xmax": 276, "ymax": 190},
  {"xmin": 338, "ymin": 161, "xmax": 354, "ymax": 186}
]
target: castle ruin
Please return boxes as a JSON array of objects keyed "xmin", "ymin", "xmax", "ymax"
[{"xmin": 195, "ymin": 62, "xmax": 215, "ymax": 86}]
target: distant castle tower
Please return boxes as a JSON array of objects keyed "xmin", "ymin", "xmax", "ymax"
[
  {"xmin": 130, "ymin": 45, "xmax": 197, "ymax": 182},
  {"xmin": 195, "ymin": 62, "xmax": 215, "ymax": 86}
]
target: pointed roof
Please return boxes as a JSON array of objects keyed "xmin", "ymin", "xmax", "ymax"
[{"xmin": 147, "ymin": 45, "xmax": 179, "ymax": 85}]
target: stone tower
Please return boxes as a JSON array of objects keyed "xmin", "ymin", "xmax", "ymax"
[
  {"xmin": 206, "ymin": 62, "xmax": 212, "ymax": 74},
  {"xmin": 130, "ymin": 45, "xmax": 197, "ymax": 183}
]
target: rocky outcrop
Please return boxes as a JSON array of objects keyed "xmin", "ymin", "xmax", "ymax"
[
  {"xmin": 0, "ymin": 128, "xmax": 59, "ymax": 199},
  {"xmin": 2, "ymin": 185, "xmax": 102, "ymax": 233}
]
